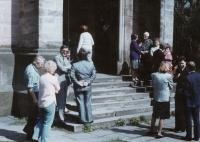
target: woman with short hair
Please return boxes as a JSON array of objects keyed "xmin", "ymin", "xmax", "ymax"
[
  {"xmin": 77, "ymin": 25, "xmax": 94, "ymax": 62},
  {"xmin": 149, "ymin": 61, "xmax": 173, "ymax": 138},
  {"xmin": 130, "ymin": 33, "xmax": 141, "ymax": 82},
  {"xmin": 164, "ymin": 43, "xmax": 173, "ymax": 75},
  {"xmin": 32, "ymin": 60, "xmax": 60, "ymax": 142}
]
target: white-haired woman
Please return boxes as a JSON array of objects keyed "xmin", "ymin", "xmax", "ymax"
[{"xmin": 32, "ymin": 60, "xmax": 60, "ymax": 142}]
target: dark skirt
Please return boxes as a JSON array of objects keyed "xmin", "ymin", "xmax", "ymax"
[{"xmin": 152, "ymin": 101, "xmax": 170, "ymax": 119}]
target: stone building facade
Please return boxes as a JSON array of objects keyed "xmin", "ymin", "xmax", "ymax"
[{"xmin": 0, "ymin": 0, "xmax": 174, "ymax": 116}]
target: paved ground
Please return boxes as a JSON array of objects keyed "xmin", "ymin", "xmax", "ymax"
[{"xmin": 0, "ymin": 116, "xmax": 197, "ymax": 142}]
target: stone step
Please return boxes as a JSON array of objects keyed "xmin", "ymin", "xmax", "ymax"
[
  {"xmin": 91, "ymin": 81, "xmax": 132, "ymax": 89},
  {"xmin": 65, "ymin": 102, "xmax": 175, "ymax": 121},
  {"xmin": 67, "ymin": 87, "xmax": 137, "ymax": 101},
  {"xmin": 94, "ymin": 74, "xmax": 122, "ymax": 83},
  {"xmin": 91, "ymin": 93, "xmax": 149, "ymax": 103},
  {"xmin": 64, "ymin": 108, "xmax": 175, "ymax": 132}
]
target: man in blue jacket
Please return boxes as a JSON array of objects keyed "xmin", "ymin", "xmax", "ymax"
[{"xmin": 182, "ymin": 61, "xmax": 200, "ymax": 141}]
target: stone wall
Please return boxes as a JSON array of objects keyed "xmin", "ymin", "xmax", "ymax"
[{"xmin": 160, "ymin": 0, "xmax": 174, "ymax": 49}]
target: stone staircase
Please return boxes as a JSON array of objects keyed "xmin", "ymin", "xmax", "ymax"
[{"xmin": 60, "ymin": 74, "xmax": 176, "ymax": 132}]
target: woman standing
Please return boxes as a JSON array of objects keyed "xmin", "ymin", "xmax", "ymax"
[
  {"xmin": 77, "ymin": 25, "xmax": 94, "ymax": 62},
  {"xmin": 149, "ymin": 61, "xmax": 173, "ymax": 138},
  {"xmin": 32, "ymin": 60, "xmax": 60, "ymax": 142},
  {"xmin": 130, "ymin": 34, "xmax": 141, "ymax": 82},
  {"xmin": 71, "ymin": 49, "xmax": 96, "ymax": 124},
  {"xmin": 164, "ymin": 44, "xmax": 173, "ymax": 75}
]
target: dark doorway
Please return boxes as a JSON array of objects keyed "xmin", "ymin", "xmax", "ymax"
[{"xmin": 63, "ymin": 0, "xmax": 119, "ymax": 74}]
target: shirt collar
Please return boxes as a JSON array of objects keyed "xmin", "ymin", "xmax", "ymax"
[{"xmin": 32, "ymin": 63, "xmax": 38, "ymax": 72}]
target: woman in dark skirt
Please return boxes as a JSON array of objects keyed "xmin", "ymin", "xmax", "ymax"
[{"xmin": 149, "ymin": 61, "xmax": 173, "ymax": 138}]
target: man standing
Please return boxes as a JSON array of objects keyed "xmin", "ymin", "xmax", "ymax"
[
  {"xmin": 71, "ymin": 49, "xmax": 96, "ymax": 124},
  {"xmin": 173, "ymin": 56, "xmax": 187, "ymax": 132},
  {"xmin": 23, "ymin": 55, "xmax": 45, "ymax": 140},
  {"xmin": 54, "ymin": 45, "xmax": 71, "ymax": 123},
  {"xmin": 182, "ymin": 61, "xmax": 200, "ymax": 141}
]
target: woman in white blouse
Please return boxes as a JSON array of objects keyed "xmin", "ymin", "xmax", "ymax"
[
  {"xmin": 77, "ymin": 25, "xmax": 94, "ymax": 62},
  {"xmin": 32, "ymin": 60, "xmax": 60, "ymax": 142}
]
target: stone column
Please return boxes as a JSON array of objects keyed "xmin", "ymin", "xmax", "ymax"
[
  {"xmin": 160, "ymin": 0, "xmax": 174, "ymax": 49},
  {"xmin": 38, "ymin": 0, "xmax": 63, "ymax": 51},
  {"xmin": 118, "ymin": 0, "xmax": 133, "ymax": 74}
]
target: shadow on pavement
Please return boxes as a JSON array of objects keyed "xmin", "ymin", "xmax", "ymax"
[{"xmin": 0, "ymin": 129, "xmax": 26, "ymax": 141}]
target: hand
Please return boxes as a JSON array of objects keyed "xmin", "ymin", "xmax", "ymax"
[
  {"xmin": 55, "ymin": 90, "xmax": 58, "ymax": 94},
  {"xmin": 78, "ymin": 82, "xmax": 84, "ymax": 87},
  {"xmin": 33, "ymin": 99, "xmax": 38, "ymax": 107},
  {"xmin": 83, "ymin": 82, "xmax": 88, "ymax": 86},
  {"xmin": 177, "ymin": 73, "xmax": 181, "ymax": 78},
  {"xmin": 139, "ymin": 42, "xmax": 142, "ymax": 46}
]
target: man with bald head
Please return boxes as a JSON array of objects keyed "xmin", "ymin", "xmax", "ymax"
[{"xmin": 181, "ymin": 61, "xmax": 200, "ymax": 141}]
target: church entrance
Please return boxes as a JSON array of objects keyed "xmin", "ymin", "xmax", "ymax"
[{"xmin": 63, "ymin": 0, "xmax": 119, "ymax": 74}]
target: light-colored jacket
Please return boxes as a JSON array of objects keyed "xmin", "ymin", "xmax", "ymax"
[
  {"xmin": 77, "ymin": 32, "xmax": 94, "ymax": 52},
  {"xmin": 152, "ymin": 72, "xmax": 173, "ymax": 102},
  {"xmin": 53, "ymin": 53, "xmax": 71, "ymax": 87}
]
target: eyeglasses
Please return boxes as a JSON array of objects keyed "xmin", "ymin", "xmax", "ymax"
[{"xmin": 62, "ymin": 50, "xmax": 68, "ymax": 53}]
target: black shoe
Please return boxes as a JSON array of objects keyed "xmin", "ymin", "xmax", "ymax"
[
  {"xmin": 181, "ymin": 136, "xmax": 192, "ymax": 141},
  {"xmin": 192, "ymin": 137, "xmax": 199, "ymax": 141},
  {"xmin": 155, "ymin": 135, "xmax": 164, "ymax": 139}
]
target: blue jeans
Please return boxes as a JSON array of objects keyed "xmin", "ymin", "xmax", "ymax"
[
  {"xmin": 32, "ymin": 102, "xmax": 55, "ymax": 142},
  {"xmin": 75, "ymin": 91, "xmax": 93, "ymax": 123}
]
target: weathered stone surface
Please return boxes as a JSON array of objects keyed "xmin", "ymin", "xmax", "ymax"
[{"xmin": 0, "ymin": 92, "xmax": 13, "ymax": 116}]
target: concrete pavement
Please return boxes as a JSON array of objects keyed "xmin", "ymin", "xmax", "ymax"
[{"xmin": 0, "ymin": 115, "xmax": 197, "ymax": 142}]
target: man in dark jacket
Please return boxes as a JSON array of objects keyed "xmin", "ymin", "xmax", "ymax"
[
  {"xmin": 181, "ymin": 61, "xmax": 200, "ymax": 141},
  {"xmin": 173, "ymin": 56, "xmax": 187, "ymax": 132}
]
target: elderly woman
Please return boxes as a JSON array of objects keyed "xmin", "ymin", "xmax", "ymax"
[
  {"xmin": 130, "ymin": 33, "xmax": 141, "ymax": 82},
  {"xmin": 32, "ymin": 60, "xmax": 60, "ymax": 142},
  {"xmin": 77, "ymin": 25, "xmax": 94, "ymax": 62},
  {"xmin": 71, "ymin": 49, "xmax": 96, "ymax": 124},
  {"xmin": 149, "ymin": 61, "xmax": 173, "ymax": 138}
]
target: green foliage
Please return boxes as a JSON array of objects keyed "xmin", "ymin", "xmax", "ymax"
[
  {"xmin": 139, "ymin": 116, "xmax": 150, "ymax": 124},
  {"xmin": 51, "ymin": 126, "xmax": 74, "ymax": 133},
  {"xmin": 171, "ymin": 111, "xmax": 175, "ymax": 117},
  {"xmin": 9, "ymin": 117, "xmax": 28, "ymax": 125},
  {"xmin": 130, "ymin": 118, "xmax": 140, "ymax": 125},
  {"xmin": 115, "ymin": 118, "xmax": 126, "ymax": 127},
  {"xmin": 83, "ymin": 123, "xmax": 97, "ymax": 132},
  {"xmin": 100, "ymin": 126, "xmax": 110, "ymax": 130},
  {"xmin": 103, "ymin": 138, "xmax": 128, "ymax": 142}
]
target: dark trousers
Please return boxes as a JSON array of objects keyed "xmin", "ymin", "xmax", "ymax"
[
  {"xmin": 75, "ymin": 91, "xmax": 93, "ymax": 123},
  {"xmin": 185, "ymin": 106, "xmax": 200, "ymax": 139},
  {"xmin": 23, "ymin": 92, "xmax": 40, "ymax": 137},
  {"xmin": 175, "ymin": 96, "xmax": 186, "ymax": 131}
]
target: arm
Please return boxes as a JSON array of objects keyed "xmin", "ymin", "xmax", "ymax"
[
  {"xmin": 91, "ymin": 35, "xmax": 94, "ymax": 46},
  {"xmin": 54, "ymin": 76, "xmax": 60, "ymax": 94},
  {"xmin": 168, "ymin": 75, "xmax": 173, "ymax": 90},
  {"xmin": 77, "ymin": 34, "xmax": 84, "ymax": 52},
  {"xmin": 132, "ymin": 41, "xmax": 141, "ymax": 55},
  {"xmin": 54, "ymin": 56, "xmax": 68, "ymax": 73},
  {"xmin": 70, "ymin": 64, "xmax": 84, "ymax": 86},
  {"xmin": 28, "ymin": 88, "xmax": 38, "ymax": 106},
  {"xmin": 85, "ymin": 67, "xmax": 96, "ymax": 86},
  {"xmin": 184, "ymin": 77, "xmax": 192, "ymax": 97}
]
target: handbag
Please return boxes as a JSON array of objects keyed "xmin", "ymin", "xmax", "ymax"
[{"xmin": 150, "ymin": 98, "xmax": 154, "ymax": 106}]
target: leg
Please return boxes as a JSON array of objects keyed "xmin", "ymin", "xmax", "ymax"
[
  {"xmin": 131, "ymin": 69, "xmax": 135, "ymax": 80},
  {"xmin": 75, "ymin": 91, "xmax": 87, "ymax": 123},
  {"xmin": 56, "ymin": 86, "xmax": 67, "ymax": 122},
  {"xmin": 149, "ymin": 116, "xmax": 156, "ymax": 132},
  {"xmin": 32, "ymin": 108, "xmax": 44, "ymax": 140},
  {"xmin": 84, "ymin": 91, "xmax": 93, "ymax": 122},
  {"xmin": 41, "ymin": 103, "xmax": 56, "ymax": 142},
  {"xmin": 185, "ymin": 107, "xmax": 192, "ymax": 139},
  {"xmin": 192, "ymin": 106, "xmax": 200, "ymax": 139},
  {"xmin": 158, "ymin": 119, "xmax": 164, "ymax": 136},
  {"xmin": 87, "ymin": 50, "xmax": 93, "ymax": 62}
]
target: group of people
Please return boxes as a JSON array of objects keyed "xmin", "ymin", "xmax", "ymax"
[
  {"xmin": 23, "ymin": 25, "xmax": 96, "ymax": 142},
  {"xmin": 130, "ymin": 32, "xmax": 173, "ymax": 82}
]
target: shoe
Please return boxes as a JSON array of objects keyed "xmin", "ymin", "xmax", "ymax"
[
  {"xmin": 175, "ymin": 129, "xmax": 185, "ymax": 133},
  {"xmin": 31, "ymin": 139, "xmax": 39, "ymax": 142},
  {"xmin": 77, "ymin": 121, "xmax": 87, "ymax": 124},
  {"xmin": 147, "ymin": 131, "xmax": 154, "ymax": 135},
  {"xmin": 155, "ymin": 135, "xmax": 164, "ymax": 139},
  {"xmin": 88, "ymin": 120, "xmax": 94, "ymax": 123},
  {"xmin": 64, "ymin": 109, "xmax": 70, "ymax": 113},
  {"xmin": 192, "ymin": 137, "xmax": 199, "ymax": 141},
  {"xmin": 181, "ymin": 136, "xmax": 192, "ymax": 141}
]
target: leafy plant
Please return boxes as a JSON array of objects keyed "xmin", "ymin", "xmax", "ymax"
[
  {"xmin": 9, "ymin": 117, "xmax": 28, "ymax": 125},
  {"xmin": 139, "ymin": 115, "xmax": 150, "ymax": 124},
  {"xmin": 100, "ymin": 126, "xmax": 110, "ymax": 130},
  {"xmin": 171, "ymin": 111, "xmax": 175, "ymax": 117},
  {"xmin": 130, "ymin": 118, "xmax": 140, "ymax": 125},
  {"xmin": 83, "ymin": 123, "xmax": 97, "ymax": 132},
  {"xmin": 115, "ymin": 118, "xmax": 126, "ymax": 126}
]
